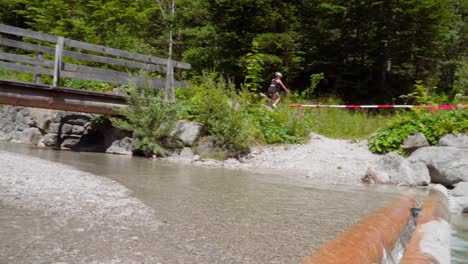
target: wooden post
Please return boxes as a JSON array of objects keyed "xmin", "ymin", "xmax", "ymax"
[
  {"xmin": 165, "ymin": 58, "xmax": 174, "ymax": 102},
  {"xmin": 33, "ymin": 52, "xmax": 43, "ymax": 84},
  {"xmin": 164, "ymin": 0, "xmax": 176, "ymax": 103},
  {"xmin": 52, "ymin": 36, "xmax": 64, "ymax": 88}
]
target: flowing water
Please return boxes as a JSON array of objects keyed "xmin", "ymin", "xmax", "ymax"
[
  {"xmin": 0, "ymin": 142, "xmax": 465, "ymax": 263},
  {"xmin": 452, "ymin": 214, "xmax": 468, "ymax": 264}
]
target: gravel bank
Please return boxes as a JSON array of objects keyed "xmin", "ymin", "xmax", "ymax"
[
  {"xmin": 196, "ymin": 133, "xmax": 381, "ymax": 185},
  {"xmin": 0, "ymin": 151, "xmax": 164, "ymax": 263}
]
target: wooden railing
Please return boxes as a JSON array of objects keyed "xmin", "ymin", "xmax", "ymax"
[{"xmin": 0, "ymin": 24, "xmax": 190, "ymax": 93}]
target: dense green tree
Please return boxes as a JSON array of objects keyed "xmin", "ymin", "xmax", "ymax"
[{"xmin": 1, "ymin": 0, "xmax": 466, "ymax": 102}]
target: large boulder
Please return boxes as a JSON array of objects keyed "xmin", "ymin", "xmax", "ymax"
[
  {"xmin": 19, "ymin": 127, "xmax": 42, "ymax": 145},
  {"xmin": 171, "ymin": 121, "xmax": 203, "ymax": 146},
  {"xmin": 106, "ymin": 137, "xmax": 133, "ymax": 155},
  {"xmin": 363, "ymin": 152, "xmax": 430, "ymax": 186},
  {"xmin": 438, "ymin": 133, "xmax": 468, "ymax": 149},
  {"xmin": 408, "ymin": 147, "xmax": 468, "ymax": 187},
  {"xmin": 401, "ymin": 133, "xmax": 430, "ymax": 154}
]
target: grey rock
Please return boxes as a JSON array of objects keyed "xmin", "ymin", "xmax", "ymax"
[
  {"xmin": 61, "ymin": 136, "xmax": 81, "ymax": 148},
  {"xmin": 65, "ymin": 116, "xmax": 92, "ymax": 126},
  {"xmin": 15, "ymin": 123, "xmax": 30, "ymax": 132},
  {"xmin": 18, "ymin": 107, "xmax": 31, "ymax": 117},
  {"xmin": 171, "ymin": 121, "xmax": 204, "ymax": 146},
  {"xmin": 401, "ymin": 133, "xmax": 430, "ymax": 154},
  {"xmin": 8, "ymin": 131, "xmax": 22, "ymax": 142},
  {"xmin": 364, "ymin": 152, "xmax": 430, "ymax": 186},
  {"xmin": 0, "ymin": 131, "xmax": 9, "ymax": 141},
  {"xmin": 451, "ymin": 182, "xmax": 468, "ymax": 197},
  {"xmin": 14, "ymin": 111, "xmax": 26, "ymax": 124},
  {"xmin": 49, "ymin": 123, "xmax": 73, "ymax": 134},
  {"xmin": 438, "ymin": 133, "xmax": 468, "ymax": 149},
  {"xmin": 19, "ymin": 128, "xmax": 43, "ymax": 145},
  {"xmin": 106, "ymin": 137, "xmax": 133, "ymax": 155},
  {"xmin": 450, "ymin": 196, "xmax": 468, "ymax": 214},
  {"xmin": 195, "ymin": 138, "xmax": 217, "ymax": 156},
  {"xmin": 102, "ymin": 127, "xmax": 132, "ymax": 147},
  {"xmin": 29, "ymin": 108, "xmax": 56, "ymax": 130},
  {"xmin": 179, "ymin": 147, "xmax": 195, "ymax": 161},
  {"xmin": 40, "ymin": 133, "xmax": 58, "ymax": 147},
  {"xmin": 72, "ymin": 125, "xmax": 85, "ymax": 135},
  {"xmin": 1, "ymin": 123, "xmax": 15, "ymax": 134},
  {"xmin": 409, "ymin": 147, "xmax": 468, "ymax": 187}
]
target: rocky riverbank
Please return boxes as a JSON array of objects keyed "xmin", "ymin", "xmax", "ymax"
[{"xmin": 1, "ymin": 106, "xmax": 467, "ymax": 213}]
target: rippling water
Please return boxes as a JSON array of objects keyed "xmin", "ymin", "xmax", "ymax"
[
  {"xmin": 1, "ymin": 142, "xmax": 461, "ymax": 263},
  {"xmin": 452, "ymin": 214, "xmax": 468, "ymax": 264}
]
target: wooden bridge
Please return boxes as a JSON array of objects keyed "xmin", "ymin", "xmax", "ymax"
[{"xmin": 0, "ymin": 24, "xmax": 191, "ymax": 115}]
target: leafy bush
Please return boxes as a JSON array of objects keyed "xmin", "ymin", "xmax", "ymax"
[
  {"xmin": 368, "ymin": 109, "xmax": 468, "ymax": 154},
  {"xmin": 176, "ymin": 73, "xmax": 311, "ymax": 155},
  {"xmin": 111, "ymin": 81, "xmax": 178, "ymax": 157},
  {"xmin": 179, "ymin": 74, "xmax": 254, "ymax": 155}
]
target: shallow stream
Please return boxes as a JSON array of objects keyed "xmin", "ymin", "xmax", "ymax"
[{"xmin": 0, "ymin": 143, "xmax": 466, "ymax": 263}]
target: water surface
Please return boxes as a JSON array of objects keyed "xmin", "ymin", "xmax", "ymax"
[{"xmin": 0, "ymin": 143, "xmax": 416, "ymax": 263}]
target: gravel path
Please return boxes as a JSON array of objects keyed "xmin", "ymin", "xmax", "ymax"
[{"xmin": 208, "ymin": 133, "xmax": 382, "ymax": 185}]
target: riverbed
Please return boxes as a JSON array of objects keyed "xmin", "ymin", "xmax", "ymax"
[{"xmin": 0, "ymin": 142, "xmax": 466, "ymax": 263}]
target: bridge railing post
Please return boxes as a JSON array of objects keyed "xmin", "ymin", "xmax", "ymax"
[
  {"xmin": 52, "ymin": 36, "xmax": 64, "ymax": 88},
  {"xmin": 164, "ymin": 58, "xmax": 175, "ymax": 102},
  {"xmin": 33, "ymin": 52, "xmax": 43, "ymax": 84}
]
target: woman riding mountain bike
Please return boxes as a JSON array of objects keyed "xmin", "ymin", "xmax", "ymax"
[{"xmin": 267, "ymin": 72, "xmax": 290, "ymax": 108}]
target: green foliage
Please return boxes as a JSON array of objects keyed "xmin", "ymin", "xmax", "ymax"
[
  {"xmin": 0, "ymin": 69, "xmax": 33, "ymax": 82},
  {"xmin": 62, "ymin": 78, "xmax": 123, "ymax": 92},
  {"xmin": 111, "ymin": 81, "xmax": 177, "ymax": 157},
  {"xmin": 410, "ymin": 80, "xmax": 428, "ymax": 104},
  {"xmin": 250, "ymin": 105, "xmax": 310, "ymax": 144},
  {"xmin": 304, "ymin": 73, "xmax": 325, "ymax": 100},
  {"xmin": 454, "ymin": 57, "xmax": 468, "ymax": 96},
  {"xmin": 368, "ymin": 110, "xmax": 468, "ymax": 154},
  {"xmin": 4, "ymin": 0, "xmax": 467, "ymax": 103},
  {"xmin": 179, "ymin": 74, "xmax": 254, "ymax": 155},
  {"xmin": 175, "ymin": 73, "xmax": 312, "ymax": 155},
  {"xmin": 241, "ymin": 40, "xmax": 265, "ymax": 92}
]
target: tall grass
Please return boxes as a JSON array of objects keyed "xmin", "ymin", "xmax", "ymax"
[{"xmin": 303, "ymin": 108, "xmax": 394, "ymax": 139}]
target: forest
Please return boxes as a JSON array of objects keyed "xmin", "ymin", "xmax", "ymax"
[{"xmin": 1, "ymin": 0, "xmax": 467, "ymax": 104}]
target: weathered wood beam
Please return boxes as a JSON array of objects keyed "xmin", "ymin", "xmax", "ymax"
[
  {"xmin": 0, "ymin": 24, "xmax": 191, "ymax": 69},
  {"xmin": 0, "ymin": 60, "xmax": 188, "ymax": 88},
  {"xmin": 0, "ymin": 80, "xmax": 127, "ymax": 115}
]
